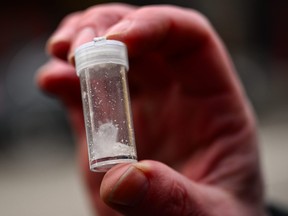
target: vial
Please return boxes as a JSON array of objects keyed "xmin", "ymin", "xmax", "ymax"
[{"xmin": 74, "ymin": 37, "xmax": 137, "ymax": 172}]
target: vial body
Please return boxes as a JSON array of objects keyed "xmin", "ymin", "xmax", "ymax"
[{"xmin": 79, "ymin": 63, "xmax": 137, "ymax": 172}]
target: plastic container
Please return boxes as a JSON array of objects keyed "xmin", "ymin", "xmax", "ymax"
[{"xmin": 74, "ymin": 37, "xmax": 137, "ymax": 172}]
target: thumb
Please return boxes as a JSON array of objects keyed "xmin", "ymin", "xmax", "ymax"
[{"xmin": 100, "ymin": 160, "xmax": 246, "ymax": 216}]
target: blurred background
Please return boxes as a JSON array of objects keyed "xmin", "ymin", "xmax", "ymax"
[{"xmin": 0, "ymin": 0, "xmax": 287, "ymax": 215}]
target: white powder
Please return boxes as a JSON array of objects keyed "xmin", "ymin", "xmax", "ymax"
[{"xmin": 92, "ymin": 122, "xmax": 134, "ymax": 159}]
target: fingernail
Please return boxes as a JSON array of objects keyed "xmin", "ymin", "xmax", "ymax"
[
  {"xmin": 48, "ymin": 29, "xmax": 72, "ymax": 46},
  {"xmin": 109, "ymin": 165, "xmax": 149, "ymax": 206},
  {"xmin": 47, "ymin": 28, "xmax": 73, "ymax": 54},
  {"xmin": 105, "ymin": 20, "xmax": 132, "ymax": 38},
  {"xmin": 68, "ymin": 27, "xmax": 96, "ymax": 64}
]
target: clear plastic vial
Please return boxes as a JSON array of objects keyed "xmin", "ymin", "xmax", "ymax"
[{"xmin": 74, "ymin": 37, "xmax": 137, "ymax": 172}]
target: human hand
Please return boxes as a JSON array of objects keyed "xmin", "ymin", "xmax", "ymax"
[{"xmin": 37, "ymin": 3, "xmax": 266, "ymax": 216}]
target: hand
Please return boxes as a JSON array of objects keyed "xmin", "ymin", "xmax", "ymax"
[{"xmin": 37, "ymin": 3, "xmax": 266, "ymax": 216}]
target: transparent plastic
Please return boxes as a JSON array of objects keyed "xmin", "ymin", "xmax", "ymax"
[{"xmin": 75, "ymin": 38, "xmax": 137, "ymax": 172}]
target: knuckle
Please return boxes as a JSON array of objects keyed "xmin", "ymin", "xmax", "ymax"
[
  {"xmin": 76, "ymin": 3, "xmax": 134, "ymax": 31},
  {"xmin": 165, "ymin": 180, "xmax": 208, "ymax": 216},
  {"xmin": 165, "ymin": 180, "xmax": 189, "ymax": 215},
  {"xmin": 60, "ymin": 11, "xmax": 82, "ymax": 27}
]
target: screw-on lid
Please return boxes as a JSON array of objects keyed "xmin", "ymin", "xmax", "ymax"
[{"xmin": 74, "ymin": 37, "xmax": 129, "ymax": 76}]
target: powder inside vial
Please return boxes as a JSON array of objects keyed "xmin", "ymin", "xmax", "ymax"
[{"xmin": 92, "ymin": 122, "xmax": 134, "ymax": 158}]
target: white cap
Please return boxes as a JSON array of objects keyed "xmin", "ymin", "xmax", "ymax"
[{"xmin": 74, "ymin": 37, "xmax": 129, "ymax": 76}]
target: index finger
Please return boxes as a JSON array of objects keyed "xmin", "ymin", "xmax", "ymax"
[{"xmin": 47, "ymin": 3, "xmax": 136, "ymax": 62}]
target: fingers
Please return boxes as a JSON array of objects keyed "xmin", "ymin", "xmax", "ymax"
[
  {"xmin": 36, "ymin": 58, "xmax": 87, "ymax": 147},
  {"xmin": 100, "ymin": 160, "xmax": 248, "ymax": 216},
  {"xmin": 105, "ymin": 5, "xmax": 212, "ymax": 57},
  {"xmin": 47, "ymin": 12, "xmax": 82, "ymax": 60},
  {"xmin": 47, "ymin": 3, "xmax": 136, "ymax": 63},
  {"xmin": 46, "ymin": 4, "xmax": 239, "ymax": 97},
  {"xmin": 36, "ymin": 58, "xmax": 81, "ymax": 107},
  {"xmin": 47, "ymin": 4, "xmax": 212, "ymax": 62}
]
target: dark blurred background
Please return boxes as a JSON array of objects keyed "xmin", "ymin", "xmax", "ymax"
[{"xmin": 0, "ymin": 0, "xmax": 287, "ymax": 215}]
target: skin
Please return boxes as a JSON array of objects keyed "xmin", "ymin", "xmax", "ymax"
[{"xmin": 36, "ymin": 3, "xmax": 267, "ymax": 216}]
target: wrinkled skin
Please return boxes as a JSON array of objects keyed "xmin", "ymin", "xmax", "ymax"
[{"xmin": 36, "ymin": 3, "xmax": 266, "ymax": 216}]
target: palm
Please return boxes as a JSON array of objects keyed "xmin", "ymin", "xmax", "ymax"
[{"xmin": 128, "ymin": 47, "xmax": 259, "ymax": 185}]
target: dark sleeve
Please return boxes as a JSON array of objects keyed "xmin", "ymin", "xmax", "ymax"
[{"xmin": 267, "ymin": 205, "xmax": 288, "ymax": 216}]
